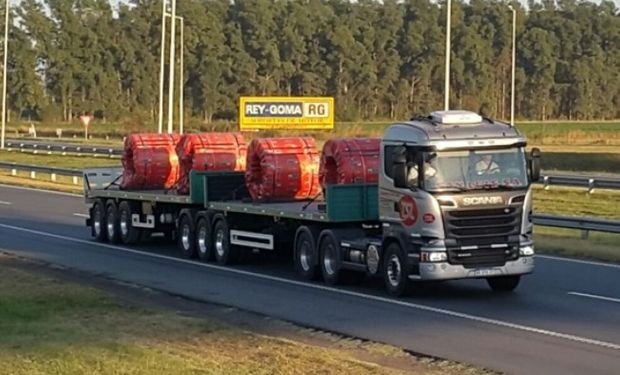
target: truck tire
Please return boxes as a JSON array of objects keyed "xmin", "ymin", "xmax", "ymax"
[
  {"xmin": 91, "ymin": 200, "xmax": 107, "ymax": 242},
  {"xmin": 319, "ymin": 230, "xmax": 343, "ymax": 285},
  {"xmin": 178, "ymin": 214, "xmax": 197, "ymax": 259},
  {"xmin": 118, "ymin": 201, "xmax": 141, "ymax": 245},
  {"xmin": 105, "ymin": 201, "xmax": 120, "ymax": 244},
  {"xmin": 212, "ymin": 217, "xmax": 240, "ymax": 265},
  {"xmin": 383, "ymin": 242, "xmax": 411, "ymax": 297},
  {"xmin": 294, "ymin": 226, "xmax": 320, "ymax": 281},
  {"xmin": 487, "ymin": 275, "xmax": 520, "ymax": 292},
  {"xmin": 196, "ymin": 216, "xmax": 214, "ymax": 262}
]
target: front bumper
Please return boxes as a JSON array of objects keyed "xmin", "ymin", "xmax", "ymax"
[{"xmin": 412, "ymin": 254, "xmax": 534, "ymax": 281}]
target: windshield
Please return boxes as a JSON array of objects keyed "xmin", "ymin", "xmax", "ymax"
[{"xmin": 413, "ymin": 147, "xmax": 528, "ymax": 193}]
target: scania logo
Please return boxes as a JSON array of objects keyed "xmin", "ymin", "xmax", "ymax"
[{"xmin": 462, "ymin": 196, "xmax": 504, "ymax": 206}]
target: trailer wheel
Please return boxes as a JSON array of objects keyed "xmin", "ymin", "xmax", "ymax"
[
  {"xmin": 91, "ymin": 200, "xmax": 107, "ymax": 242},
  {"xmin": 383, "ymin": 242, "xmax": 410, "ymax": 297},
  {"xmin": 213, "ymin": 217, "xmax": 240, "ymax": 265},
  {"xmin": 487, "ymin": 275, "xmax": 520, "ymax": 292},
  {"xmin": 319, "ymin": 230, "xmax": 343, "ymax": 285},
  {"xmin": 118, "ymin": 201, "xmax": 141, "ymax": 245},
  {"xmin": 105, "ymin": 201, "xmax": 120, "ymax": 244},
  {"xmin": 294, "ymin": 226, "xmax": 320, "ymax": 281},
  {"xmin": 178, "ymin": 214, "xmax": 197, "ymax": 259},
  {"xmin": 196, "ymin": 217, "xmax": 214, "ymax": 262}
]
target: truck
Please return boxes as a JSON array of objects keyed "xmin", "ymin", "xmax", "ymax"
[{"xmin": 84, "ymin": 110, "xmax": 541, "ymax": 296}]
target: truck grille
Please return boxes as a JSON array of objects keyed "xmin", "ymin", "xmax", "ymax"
[{"xmin": 443, "ymin": 206, "xmax": 521, "ymax": 267}]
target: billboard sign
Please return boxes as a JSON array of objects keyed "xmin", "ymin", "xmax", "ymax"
[{"xmin": 239, "ymin": 96, "xmax": 334, "ymax": 130}]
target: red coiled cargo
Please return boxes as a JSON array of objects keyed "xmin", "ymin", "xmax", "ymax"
[
  {"xmin": 174, "ymin": 132, "xmax": 247, "ymax": 194},
  {"xmin": 319, "ymin": 138, "xmax": 380, "ymax": 189},
  {"xmin": 121, "ymin": 133, "xmax": 180, "ymax": 190},
  {"xmin": 245, "ymin": 137, "xmax": 320, "ymax": 201}
]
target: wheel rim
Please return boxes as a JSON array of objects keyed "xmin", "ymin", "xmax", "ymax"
[
  {"xmin": 299, "ymin": 240, "xmax": 312, "ymax": 272},
  {"xmin": 120, "ymin": 210, "xmax": 129, "ymax": 237},
  {"xmin": 93, "ymin": 206, "xmax": 102, "ymax": 236},
  {"xmin": 181, "ymin": 224, "xmax": 191, "ymax": 250},
  {"xmin": 387, "ymin": 254, "xmax": 402, "ymax": 287},
  {"xmin": 215, "ymin": 228, "xmax": 225, "ymax": 257},
  {"xmin": 106, "ymin": 211, "xmax": 115, "ymax": 238},
  {"xmin": 323, "ymin": 243, "xmax": 336, "ymax": 275},
  {"xmin": 197, "ymin": 226, "xmax": 208, "ymax": 255}
]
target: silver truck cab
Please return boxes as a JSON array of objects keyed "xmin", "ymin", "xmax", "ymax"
[{"xmin": 379, "ymin": 110, "xmax": 539, "ymax": 295}]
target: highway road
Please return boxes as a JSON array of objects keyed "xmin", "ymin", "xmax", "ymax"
[{"xmin": 0, "ymin": 184, "xmax": 619, "ymax": 374}]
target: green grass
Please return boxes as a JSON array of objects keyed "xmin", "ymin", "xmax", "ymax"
[
  {"xmin": 0, "ymin": 261, "xmax": 486, "ymax": 375},
  {"xmin": 0, "ymin": 150, "xmax": 119, "ymax": 169},
  {"xmin": 535, "ymin": 227, "xmax": 620, "ymax": 263},
  {"xmin": 533, "ymin": 186, "xmax": 620, "ymax": 219}
]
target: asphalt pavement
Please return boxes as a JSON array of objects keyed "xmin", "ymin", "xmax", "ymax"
[{"xmin": 0, "ymin": 184, "xmax": 619, "ymax": 374}]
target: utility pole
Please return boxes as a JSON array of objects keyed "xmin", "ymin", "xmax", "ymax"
[
  {"xmin": 1, "ymin": 0, "xmax": 9, "ymax": 149},
  {"xmin": 444, "ymin": 0, "xmax": 451, "ymax": 111},
  {"xmin": 158, "ymin": 0, "xmax": 167, "ymax": 133},
  {"xmin": 178, "ymin": 16, "xmax": 184, "ymax": 134},
  {"xmin": 509, "ymin": 5, "xmax": 516, "ymax": 127},
  {"xmin": 166, "ymin": 0, "xmax": 177, "ymax": 134}
]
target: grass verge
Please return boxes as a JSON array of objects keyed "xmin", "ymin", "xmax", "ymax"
[
  {"xmin": 0, "ymin": 172, "xmax": 82, "ymax": 193},
  {"xmin": 0, "ymin": 256, "xmax": 489, "ymax": 375},
  {"xmin": 0, "ymin": 150, "xmax": 119, "ymax": 169},
  {"xmin": 535, "ymin": 227, "xmax": 620, "ymax": 263},
  {"xmin": 533, "ymin": 186, "xmax": 620, "ymax": 219}
]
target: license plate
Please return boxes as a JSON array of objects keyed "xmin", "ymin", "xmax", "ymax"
[{"xmin": 471, "ymin": 268, "xmax": 502, "ymax": 277}]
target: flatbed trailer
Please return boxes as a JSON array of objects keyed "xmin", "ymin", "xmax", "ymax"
[{"xmin": 85, "ymin": 167, "xmax": 383, "ymax": 284}]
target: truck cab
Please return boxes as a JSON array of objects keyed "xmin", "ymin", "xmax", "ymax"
[{"xmin": 377, "ymin": 110, "xmax": 540, "ymax": 295}]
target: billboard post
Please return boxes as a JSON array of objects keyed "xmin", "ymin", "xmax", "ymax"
[{"xmin": 239, "ymin": 97, "xmax": 334, "ymax": 131}]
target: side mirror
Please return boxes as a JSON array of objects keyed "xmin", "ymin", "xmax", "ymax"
[{"xmin": 529, "ymin": 147, "xmax": 541, "ymax": 182}]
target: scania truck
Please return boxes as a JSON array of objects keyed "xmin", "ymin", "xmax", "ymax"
[{"xmin": 85, "ymin": 110, "xmax": 541, "ymax": 296}]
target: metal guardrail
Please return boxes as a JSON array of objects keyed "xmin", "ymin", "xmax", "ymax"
[
  {"xmin": 0, "ymin": 161, "xmax": 82, "ymax": 184},
  {"xmin": 4, "ymin": 139, "xmax": 121, "ymax": 157},
  {"xmin": 1, "ymin": 162, "xmax": 619, "ymax": 234},
  {"xmin": 531, "ymin": 214, "xmax": 620, "ymax": 236},
  {"xmin": 541, "ymin": 173, "xmax": 620, "ymax": 192}
]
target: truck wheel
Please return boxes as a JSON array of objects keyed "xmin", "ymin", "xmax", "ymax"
[
  {"xmin": 294, "ymin": 226, "xmax": 320, "ymax": 281},
  {"xmin": 320, "ymin": 231, "xmax": 343, "ymax": 285},
  {"xmin": 118, "ymin": 201, "xmax": 141, "ymax": 245},
  {"xmin": 383, "ymin": 242, "xmax": 410, "ymax": 297},
  {"xmin": 196, "ymin": 217, "xmax": 214, "ymax": 262},
  {"xmin": 91, "ymin": 200, "xmax": 107, "ymax": 242},
  {"xmin": 487, "ymin": 275, "xmax": 520, "ymax": 292},
  {"xmin": 178, "ymin": 214, "xmax": 197, "ymax": 259},
  {"xmin": 213, "ymin": 217, "xmax": 240, "ymax": 265},
  {"xmin": 105, "ymin": 201, "xmax": 120, "ymax": 244}
]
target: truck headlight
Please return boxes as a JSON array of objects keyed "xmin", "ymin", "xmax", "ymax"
[
  {"xmin": 421, "ymin": 251, "xmax": 447, "ymax": 262},
  {"xmin": 519, "ymin": 245, "xmax": 535, "ymax": 256}
]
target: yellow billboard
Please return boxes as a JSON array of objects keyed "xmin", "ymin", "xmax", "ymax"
[{"xmin": 239, "ymin": 96, "xmax": 334, "ymax": 130}]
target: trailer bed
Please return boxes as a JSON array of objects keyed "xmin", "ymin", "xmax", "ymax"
[{"xmin": 84, "ymin": 168, "xmax": 379, "ymax": 223}]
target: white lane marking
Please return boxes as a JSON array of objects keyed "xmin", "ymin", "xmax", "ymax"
[
  {"xmin": 569, "ymin": 292, "xmax": 620, "ymax": 305},
  {"xmin": 0, "ymin": 222, "xmax": 619, "ymax": 352},
  {"xmin": 0, "ymin": 184, "xmax": 81, "ymax": 197},
  {"xmin": 0, "ymin": 200, "xmax": 11, "ymax": 205},
  {"xmin": 73, "ymin": 213, "xmax": 90, "ymax": 218},
  {"xmin": 537, "ymin": 255, "xmax": 620, "ymax": 270}
]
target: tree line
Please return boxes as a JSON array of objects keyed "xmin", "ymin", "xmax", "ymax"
[{"xmin": 3, "ymin": 0, "xmax": 619, "ymax": 124}]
